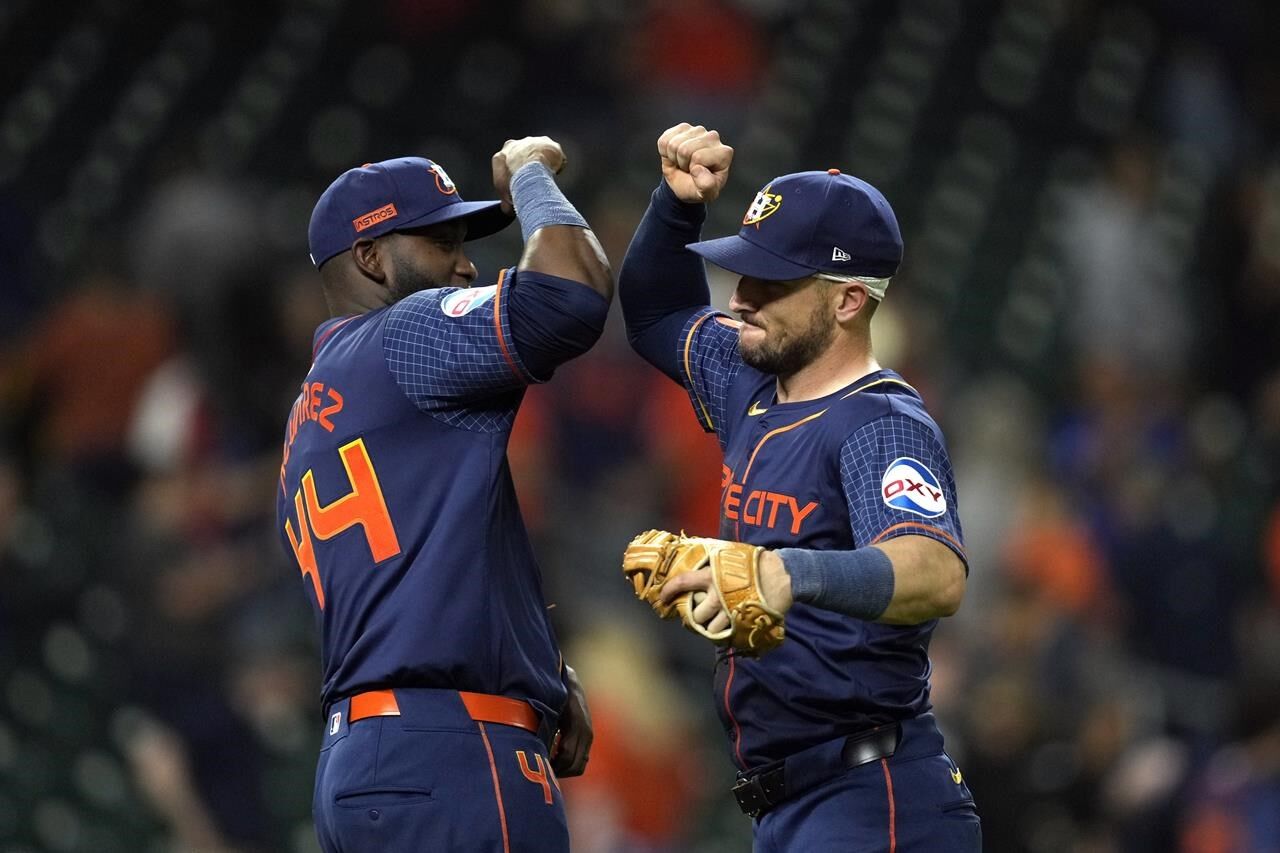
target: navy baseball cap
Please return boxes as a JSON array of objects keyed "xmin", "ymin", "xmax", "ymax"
[
  {"xmin": 307, "ymin": 157, "xmax": 513, "ymax": 268},
  {"xmin": 687, "ymin": 169, "xmax": 903, "ymax": 284}
]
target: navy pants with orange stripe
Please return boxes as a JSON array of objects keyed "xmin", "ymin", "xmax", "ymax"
[
  {"xmin": 314, "ymin": 691, "xmax": 566, "ymax": 853},
  {"xmin": 752, "ymin": 718, "xmax": 981, "ymax": 852}
]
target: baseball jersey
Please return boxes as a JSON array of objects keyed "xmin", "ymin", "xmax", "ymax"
[
  {"xmin": 275, "ymin": 267, "xmax": 584, "ymax": 730},
  {"xmin": 674, "ymin": 309, "xmax": 966, "ymax": 769}
]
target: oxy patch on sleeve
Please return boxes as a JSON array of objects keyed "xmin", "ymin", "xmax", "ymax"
[
  {"xmin": 880, "ymin": 457, "xmax": 946, "ymax": 518},
  {"xmin": 440, "ymin": 284, "xmax": 497, "ymax": 317}
]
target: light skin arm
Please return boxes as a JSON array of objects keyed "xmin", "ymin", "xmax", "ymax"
[
  {"xmin": 860, "ymin": 535, "xmax": 967, "ymax": 624},
  {"xmin": 657, "ymin": 122, "xmax": 734, "ymax": 204},
  {"xmin": 617, "ymin": 122, "xmax": 733, "ymax": 374},
  {"xmin": 659, "ymin": 534, "xmax": 966, "ymax": 629},
  {"xmin": 491, "ymin": 137, "xmax": 613, "ymax": 300}
]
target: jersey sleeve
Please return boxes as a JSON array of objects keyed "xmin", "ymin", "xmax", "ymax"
[
  {"xmin": 504, "ymin": 269, "xmax": 609, "ymax": 381},
  {"xmin": 840, "ymin": 412, "xmax": 967, "ymax": 567},
  {"xmin": 675, "ymin": 307, "xmax": 747, "ymax": 435},
  {"xmin": 619, "ymin": 181, "xmax": 712, "ymax": 384},
  {"xmin": 383, "ymin": 267, "xmax": 533, "ymax": 410}
]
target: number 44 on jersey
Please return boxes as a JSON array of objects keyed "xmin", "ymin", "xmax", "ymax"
[{"xmin": 283, "ymin": 437, "xmax": 401, "ymax": 608}]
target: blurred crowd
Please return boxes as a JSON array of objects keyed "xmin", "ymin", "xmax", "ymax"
[{"xmin": 2, "ymin": 0, "xmax": 1280, "ymax": 851}]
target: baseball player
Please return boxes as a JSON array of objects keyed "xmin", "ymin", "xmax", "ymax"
[
  {"xmin": 277, "ymin": 138, "xmax": 610, "ymax": 852},
  {"xmin": 618, "ymin": 124, "xmax": 981, "ymax": 851}
]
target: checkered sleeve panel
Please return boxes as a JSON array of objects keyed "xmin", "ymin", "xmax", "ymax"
[
  {"xmin": 840, "ymin": 413, "xmax": 966, "ymax": 566},
  {"xmin": 383, "ymin": 268, "xmax": 530, "ymax": 432},
  {"xmin": 676, "ymin": 307, "xmax": 745, "ymax": 440}
]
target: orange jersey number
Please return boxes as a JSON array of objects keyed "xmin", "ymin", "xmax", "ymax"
[{"xmin": 283, "ymin": 437, "xmax": 401, "ymax": 608}]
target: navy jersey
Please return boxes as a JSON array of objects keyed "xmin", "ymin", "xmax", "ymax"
[
  {"xmin": 675, "ymin": 308, "xmax": 966, "ymax": 769},
  {"xmin": 276, "ymin": 268, "xmax": 567, "ymax": 728}
]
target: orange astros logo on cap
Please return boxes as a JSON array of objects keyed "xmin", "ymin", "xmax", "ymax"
[
  {"xmin": 743, "ymin": 185, "xmax": 782, "ymax": 227},
  {"xmin": 353, "ymin": 203, "xmax": 398, "ymax": 232}
]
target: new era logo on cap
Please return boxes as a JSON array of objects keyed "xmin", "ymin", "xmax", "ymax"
[
  {"xmin": 307, "ymin": 157, "xmax": 513, "ymax": 268},
  {"xmin": 686, "ymin": 168, "xmax": 903, "ymax": 285}
]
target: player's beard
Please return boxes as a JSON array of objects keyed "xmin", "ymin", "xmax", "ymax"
[
  {"xmin": 388, "ymin": 256, "xmax": 451, "ymax": 302},
  {"xmin": 738, "ymin": 300, "xmax": 837, "ymax": 377}
]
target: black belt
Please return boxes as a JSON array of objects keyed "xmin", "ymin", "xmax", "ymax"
[{"xmin": 732, "ymin": 723, "xmax": 902, "ymax": 818}]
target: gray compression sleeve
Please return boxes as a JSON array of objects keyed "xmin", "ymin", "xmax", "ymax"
[
  {"xmin": 775, "ymin": 546, "xmax": 895, "ymax": 621},
  {"xmin": 511, "ymin": 162, "xmax": 588, "ymax": 242}
]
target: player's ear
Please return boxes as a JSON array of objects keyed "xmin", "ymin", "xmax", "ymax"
[
  {"xmin": 350, "ymin": 238, "xmax": 387, "ymax": 283},
  {"xmin": 833, "ymin": 282, "xmax": 872, "ymax": 325}
]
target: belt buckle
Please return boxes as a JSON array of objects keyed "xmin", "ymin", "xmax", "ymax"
[{"xmin": 732, "ymin": 773, "xmax": 769, "ymax": 818}]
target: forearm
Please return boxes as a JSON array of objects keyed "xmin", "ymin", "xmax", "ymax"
[
  {"xmin": 512, "ymin": 163, "xmax": 613, "ymax": 300},
  {"xmin": 774, "ymin": 535, "xmax": 966, "ymax": 625},
  {"xmin": 619, "ymin": 181, "xmax": 712, "ymax": 361},
  {"xmin": 873, "ymin": 536, "xmax": 966, "ymax": 623}
]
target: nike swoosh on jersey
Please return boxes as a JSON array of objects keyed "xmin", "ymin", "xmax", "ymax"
[{"xmin": 747, "ymin": 401, "xmax": 769, "ymax": 416}]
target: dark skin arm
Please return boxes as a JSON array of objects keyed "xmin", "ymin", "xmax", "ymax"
[
  {"xmin": 552, "ymin": 664, "xmax": 593, "ymax": 777},
  {"xmin": 488, "ymin": 140, "xmax": 602, "ymax": 778},
  {"xmin": 491, "ymin": 137, "xmax": 613, "ymax": 301}
]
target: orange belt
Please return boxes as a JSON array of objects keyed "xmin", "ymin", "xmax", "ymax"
[{"xmin": 347, "ymin": 689, "xmax": 540, "ymax": 735}]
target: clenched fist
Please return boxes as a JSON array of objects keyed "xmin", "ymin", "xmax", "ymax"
[
  {"xmin": 492, "ymin": 136, "xmax": 566, "ymax": 215},
  {"xmin": 657, "ymin": 123, "xmax": 734, "ymax": 204}
]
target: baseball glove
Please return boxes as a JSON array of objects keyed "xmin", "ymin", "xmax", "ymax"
[{"xmin": 621, "ymin": 529, "xmax": 786, "ymax": 656}]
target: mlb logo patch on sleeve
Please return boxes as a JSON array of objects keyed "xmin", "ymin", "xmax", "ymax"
[
  {"xmin": 441, "ymin": 284, "xmax": 497, "ymax": 317},
  {"xmin": 881, "ymin": 457, "xmax": 946, "ymax": 518}
]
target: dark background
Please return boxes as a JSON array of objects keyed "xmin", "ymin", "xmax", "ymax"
[{"xmin": 2, "ymin": 0, "xmax": 1279, "ymax": 850}]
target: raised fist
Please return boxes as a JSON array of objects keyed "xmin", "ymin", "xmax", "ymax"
[
  {"xmin": 492, "ymin": 136, "xmax": 566, "ymax": 214},
  {"xmin": 657, "ymin": 123, "xmax": 734, "ymax": 204}
]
